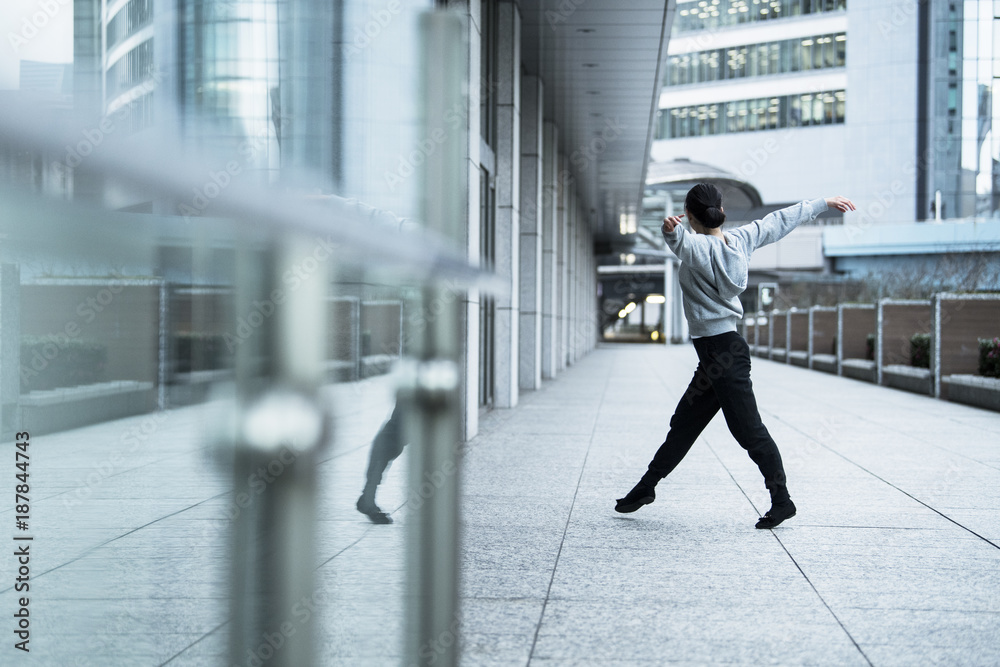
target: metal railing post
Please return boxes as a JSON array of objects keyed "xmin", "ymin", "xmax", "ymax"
[
  {"xmin": 402, "ymin": 10, "xmax": 467, "ymax": 667},
  {"xmin": 224, "ymin": 236, "xmax": 331, "ymax": 667}
]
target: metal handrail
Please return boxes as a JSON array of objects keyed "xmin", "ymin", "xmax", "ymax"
[{"xmin": 0, "ymin": 101, "xmax": 504, "ymax": 294}]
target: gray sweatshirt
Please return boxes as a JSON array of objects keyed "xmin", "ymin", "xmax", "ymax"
[{"xmin": 662, "ymin": 198, "xmax": 828, "ymax": 338}]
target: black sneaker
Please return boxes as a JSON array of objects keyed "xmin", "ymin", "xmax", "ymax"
[
  {"xmin": 357, "ymin": 496, "xmax": 393, "ymax": 524},
  {"xmin": 755, "ymin": 500, "xmax": 796, "ymax": 529},
  {"xmin": 615, "ymin": 482, "xmax": 655, "ymax": 513}
]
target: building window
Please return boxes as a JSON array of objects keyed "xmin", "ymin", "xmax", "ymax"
[
  {"xmin": 106, "ymin": 39, "xmax": 155, "ymax": 102},
  {"xmin": 478, "ymin": 167, "xmax": 495, "ymax": 408},
  {"xmin": 665, "ymin": 33, "xmax": 846, "ymax": 86},
  {"xmin": 674, "ymin": 0, "xmax": 847, "ymax": 33},
  {"xmin": 480, "ymin": 0, "xmax": 498, "ymax": 149},
  {"xmin": 107, "ymin": 0, "xmax": 154, "ymax": 51},
  {"xmin": 657, "ymin": 90, "xmax": 846, "ymax": 139}
]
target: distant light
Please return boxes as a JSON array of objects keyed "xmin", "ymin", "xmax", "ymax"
[
  {"xmin": 624, "ymin": 302, "xmax": 637, "ymax": 315},
  {"xmin": 651, "ymin": 331, "xmax": 660, "ymax": 341},
  {"xmin": 646, "ymin": 294, "xmax": 666, "ymax": 304},
  {"xmin": 618, "ymin": 310, "xmax": 627, "ymax": 319}
]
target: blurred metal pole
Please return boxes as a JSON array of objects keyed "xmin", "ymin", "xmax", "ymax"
[
  {"xmin": 402, "ymin": 10, "xmax": 466, "ymax": 667},
  {"xmin": 226, "ymin": 236, "xmax": 330, "ymax": 667},
  {"xmin": 224, "ymin": 0, "xmax": 337, "ymax": 661}
]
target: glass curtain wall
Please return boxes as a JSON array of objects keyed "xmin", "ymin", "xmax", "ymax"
[
  {"xmin": 665, "ymin": 33, "xmax": 846, "ymax": 86},
  {"xmin": 658, "ymin": 90, "xmax": 846, "ymax": 139},
  {"xmin": 929, "ymin": 0, "xmax": 1000, "ymax": 219},
  {"xmin": 0, "ymin": 1, "xmax": 471, "ymax": 665},
  {"xmin": 674, "ymin": 0, "xmax": 847, "ymax": 32}
]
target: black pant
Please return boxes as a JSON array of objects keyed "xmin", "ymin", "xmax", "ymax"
[
  {"xmin": 641, "ymin": 331, "xmax": 789, "ymax": 503},
  {"xmin": 362, "ymin": 405, "xmax": 405, "ymax": 497}
]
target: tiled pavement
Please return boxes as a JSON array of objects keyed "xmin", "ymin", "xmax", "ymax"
[{"xmin": 2, "ymin": 343, "xmax": 998, "ymax": 665}]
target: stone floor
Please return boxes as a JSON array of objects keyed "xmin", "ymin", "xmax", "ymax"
[{"xmin": 1, "ymin": 342, "xmax": 998, "ymax": 666}]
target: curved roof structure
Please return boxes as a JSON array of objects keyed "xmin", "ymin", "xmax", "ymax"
[{"xmin": 645, "ymin": 158, "xmax": 763, "ymax": 209}]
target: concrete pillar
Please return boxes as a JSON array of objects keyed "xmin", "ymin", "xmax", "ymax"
[
  {"xmin": 461, "ymin": 0, "xmax": 483, "ymax": 439},
  {"xmin": 541, "ymin": 121, "xmax": 559, "ymax": 379},
  {"xmin": 566, "ymin": 193, "xmax": 580, "ymax": 365},
  {"xmin": 577, "ymin": 235, "xmax": 584, "ymax": 358},
  {"xmin": 1, "ymin": 264, "xmax": 20, "ymax": 439},
  {"xmin": 519, "ymin": 75, "xmax": 543, "ymax": 391},
  {"xmin": 556, "ymin": 154, "xmax": 568, "ymax": 371},
  {"xmin": 493, "ymin": 0, "xmax": 520, "ymax": 408}
]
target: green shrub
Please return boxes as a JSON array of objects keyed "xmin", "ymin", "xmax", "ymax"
[
  {"xmin": 20, "ymin": 336, "xmax": 107, "ymax": 392},
  {"xmin": 910, "ymin": 333, "xmax": 931, "ymax": 369},
  {"xmin": 865, "ymin": 333, "xmax": 875, "ymax": 361},
  {"xmin": 979, "ymin": 337, "xmax": 1000, "ymax": 378},
  {"xmin": 173, "ymin": 333, "xmax": 232, "ymax": 373}
]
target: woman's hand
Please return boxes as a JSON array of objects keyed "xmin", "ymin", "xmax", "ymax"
[
  {"xmin": 825, "ymin": 196, "xmax": 856, "ymax": 212},
  {"xmin": 662, "ymin": 214, "xmax": 684, "ymax": 234}
]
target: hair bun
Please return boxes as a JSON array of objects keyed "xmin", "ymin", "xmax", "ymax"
[{"xmin": 685, "ymin": 182, "xmax": 727, "ymax": 228}]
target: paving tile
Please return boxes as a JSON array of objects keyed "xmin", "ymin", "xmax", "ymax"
[{"xmin": 5, "ymin": 345, "xmax": 1000, "ymax": 665}]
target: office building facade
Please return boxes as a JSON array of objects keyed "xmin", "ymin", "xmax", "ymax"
[{"xmin": 652, "ymin": 0, "xmax": 1000, "ymax": 226}]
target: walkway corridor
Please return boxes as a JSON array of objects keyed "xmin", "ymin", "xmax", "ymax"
[
  {"xmin": 460, "ymin": 343, "xmax": 1000, "ymax": 665},
  {"xmin": 2, "ymin": 343, "xmax": 998, "ymax": 665}
]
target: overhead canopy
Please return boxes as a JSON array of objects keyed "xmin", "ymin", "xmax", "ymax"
[{"xmin": 520, "ymin": 2, "xmax": 675, "ymax": 243}]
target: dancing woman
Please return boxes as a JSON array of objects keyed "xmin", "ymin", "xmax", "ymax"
[{"xmin": 615, "ymin": 183, "xmax": 855, "ymax": 528}]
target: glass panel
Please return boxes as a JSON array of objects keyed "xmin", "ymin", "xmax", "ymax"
[{"xmin": 0, "ymin": 2, "xmax": 484, "ymax": 665}]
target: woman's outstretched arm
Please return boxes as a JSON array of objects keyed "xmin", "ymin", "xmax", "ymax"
[{"xmin": 730, "ymin": 196, "xmax": 855, "ymax": 251}]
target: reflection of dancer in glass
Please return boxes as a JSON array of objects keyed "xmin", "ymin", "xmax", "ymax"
[
  {"xmin": 615, "ymin": 184, "xmax": 855, "ymax": 528},
  {"xmin": 357, "ymin": 405, "xmax": 404, "ymax": 524}
]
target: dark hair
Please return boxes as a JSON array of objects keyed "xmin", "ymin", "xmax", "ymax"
[{"xmin": 685, "ymin": 183, "xmax": 726, "ymax": 228}]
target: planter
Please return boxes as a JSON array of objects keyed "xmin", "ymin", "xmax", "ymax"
[
  {"xmin": 361, "ymin": 354, "xmax": 397, "ymax": 379},
  {"xmin": 841, "ymin": 359, "xmax": 876, "ymax": 383},
  {"xmin": 167, "ymin": 369, "xmax": 234, "ymax": 406},
  {"xmin": 788, "ymin": 351, "xmax": 809, "ymax": 368},
  {"xmin": 21, "ymin": 381, "xmax": 156, "ymax": 435},
  {"xmin": 941, "ymin": 375, "xmax": 1000, "ymax": 412},
  {"xmin": 811, "ymin": 353, "xmax": 837, "ymax": 374},
  {"xmin": 882, "ymin": 364, "xmax": 932, "ymax": 396}
]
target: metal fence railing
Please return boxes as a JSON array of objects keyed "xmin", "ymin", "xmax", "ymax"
[{"xmin": 0, "ymin": 6, "xmax": 484, "ymax": 666}]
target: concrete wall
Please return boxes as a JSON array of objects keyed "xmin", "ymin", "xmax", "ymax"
[
  {"xmin": 789, "ymin": 310, "xmax": 809, "ymax": 352},
  {"xmin": 809, "ymin": 307, "xmax": 837, "ymax": 358},
  {"xmin": 878, "ymin": 300, "xmax": 931, "ymax": 368},
  {"xmin": 838, "ymin": 304, "xmax": 876, "ymax": 363},
  {"xmin": 934, "ymin": 295, "xmax": 1000, "ymax": 398},
  {"xmin": 20, "ymin": 283, "xmax": 161, "ymax": 389}
]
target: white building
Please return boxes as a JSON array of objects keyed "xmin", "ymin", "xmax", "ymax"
[{"xmin": 652, "ymin": 0, "xmax": 1000, "ymax": 226}]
